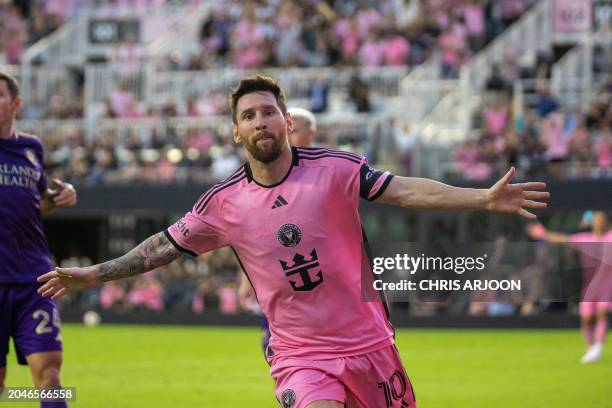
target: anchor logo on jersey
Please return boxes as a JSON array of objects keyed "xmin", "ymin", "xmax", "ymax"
[{"xmin": 279, "ymin": 249, "xmax": 324, "ymax": 291}]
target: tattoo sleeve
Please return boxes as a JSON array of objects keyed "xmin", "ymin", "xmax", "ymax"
[{"xmin": 95, "ymin": 232, "xmax": 182, "ymax": 282}]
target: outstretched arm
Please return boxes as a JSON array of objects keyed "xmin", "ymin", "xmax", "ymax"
[
  {"xmin": 376, "ymin": 167, "xmax": 549, "ymax": 219},
  {"xmin": 37, "ymin": 232, "xmax": 182, "ymax": 299},
  {"xmin": 525, "ymin": 223, "xmax": 570, "ymax": 243}
]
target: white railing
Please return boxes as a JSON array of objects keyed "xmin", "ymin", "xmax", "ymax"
[
  {"xmin": 398, "ymin": 56, "xmax": 442, "ymax": 123},
  {"xmin": 460, "ymin": 0, "xmax": 553, "ymax": 89},
  {"xmin": 16, "ymin": 113, "xmax": 395, "ymax": 146},
  {"xmin": 409, "ymin": 80, "xmax": 481, "ymax": 179},
  {"xmin": 151, "ymin": 66, "xmax": 411, "ymax": 101},
  {"xmin": 22, "ymin": 0, "xmax": 196, "ymax": 66},
  {"xmin": 147, "ymin": 2, "xmax": 212, "ymax": 59},
  {"xmin": 3, "ymin": 65, "xmax": 79, "ymax": 109},
  {"xmin": 23, "ymin": 18, "xmax": 87, "ymax": 65},
  {"xmin": 551, "ymin": 29, "xmax": 612, "ymax": 109},
  {"xmin": 80, "ymin": 64, "xmax": 410, "ymax": 117},
  {"xmin": 72, "ymin": 0, "xmax": 169, "ymax": 17},
  {"xmin": 84, "ymin": 63, "xmax": 153, "ymax": 106}
]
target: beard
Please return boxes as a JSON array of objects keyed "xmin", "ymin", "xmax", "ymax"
[{"xmin": 243, "ymin": 131, "xmax": 285, "ymax": 163}]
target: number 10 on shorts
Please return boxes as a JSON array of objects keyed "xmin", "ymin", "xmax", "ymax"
[{"xmin": 378, "ymin": 370, "xmax": 409, "ymax": 407}]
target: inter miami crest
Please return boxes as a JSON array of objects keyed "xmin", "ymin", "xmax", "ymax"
[
  {"xmin": 280, "ymin": 389, "xmax": 296, "ymax": 408},
  {"xmin": 277, "ymin": 224, "xmax": 301, "ymax": 247}
]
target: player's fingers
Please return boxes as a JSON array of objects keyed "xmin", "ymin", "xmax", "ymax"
[
  {"xmin": 51, "ymin": 178, "xmax": 66, "ymax": 188},
  {"xmin": 523, "ymin": 191, "xmax": 550, "ymax": 200},
  {"xmin": 52, "ymin": 287, "xmax": 69, "ymax": 300},
  {"xmin": 497, "ymin": 167, "xmax": 515, "ymax": 187},
  {"xmin": 516, "ymin": 182, "xmax": 547, "ymax": 190},
  {"xmin": 37, "ymin": 270, "xmax": 59, "ymax": 283},
  {"xmin": 523, "ymin": 200, "xmax": 547, "ymax": 209},
  {"xmin": 518, "ymin": 208, "xmax": 537, "ymax": 220},
  {"xmin": 40, "ymin": 287, "xmax": 57, "ymax": 298},
  {"xmin": 55, "ymin": 268, "xmax": 75, "ymax": 278},
  {"xmin": 41, "ymin": 281, "xmax": 63, "ymax": 298},
  {"xmin": 53, "ymin": 195, "xmax": 74, "ymax": 206}
]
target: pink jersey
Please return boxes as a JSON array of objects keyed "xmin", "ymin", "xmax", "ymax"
[
  {"xmin": 167, "ymin": 147, "xmax": 395, "ymax": 359},
  {"xmin": 570, "ymin": 231, "xmax": 612, "ymax": 302}
]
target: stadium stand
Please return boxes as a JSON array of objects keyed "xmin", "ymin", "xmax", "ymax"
[{"xmin": 3, "ymin": 0, "xmax": 611, "ymax": 317}]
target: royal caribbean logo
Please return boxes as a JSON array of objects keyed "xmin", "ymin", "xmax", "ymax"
[
  {"xmin": 277, "ymin": 223, "xmax": 301, "ymax": 247},
  {"xmin": 279, "ymin": 249, "xmax": 323, "ymax": 291}
]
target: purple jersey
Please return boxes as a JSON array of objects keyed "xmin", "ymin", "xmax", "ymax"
[{"xmin": 0, "ymin": 131, "xmax": 54, "ymax": 283}]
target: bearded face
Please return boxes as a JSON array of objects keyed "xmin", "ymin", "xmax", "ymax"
[
  {"xmin": 242, "ymin": 129, "xmax": 285, "ymax": 163},
  {"xmin": 233, "ymin": 91, "xmax": 291, "ymax": 164}
]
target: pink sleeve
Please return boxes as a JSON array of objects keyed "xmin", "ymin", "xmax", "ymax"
[{"xmin": 165, "ymin": 193, "xmax": 229, "ymax": 256}]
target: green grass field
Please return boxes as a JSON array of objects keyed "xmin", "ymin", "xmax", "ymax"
[{"xmin": 5, "ymin": 324, "xmax": 611, "ymax": 407}]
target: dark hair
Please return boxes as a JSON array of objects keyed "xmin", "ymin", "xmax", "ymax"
[
  {"xmin": 229, "ymin": 74, "xmax": 287, "ymax": 124},
  {"xmin": 0, "ymin": 71, "xmax": 20, "ymax": 99}
]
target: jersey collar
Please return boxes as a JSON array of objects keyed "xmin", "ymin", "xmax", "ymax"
[{"xmin": 244, "ymin": 146, "xmax": 299, "ymax": 188}]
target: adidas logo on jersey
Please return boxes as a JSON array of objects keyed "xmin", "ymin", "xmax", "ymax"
[{"xmin": 271, "ymin": 195, "xmax": 288, "ymax": 209}]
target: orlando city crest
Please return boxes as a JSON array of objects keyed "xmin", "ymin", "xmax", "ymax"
[
  {"xmin": 277, "ymin": 224, "xmax": 301, "ymax": 247},
  {"xmin": 25, "ymin": 149, "xmax": 39, "ymax": 168}
]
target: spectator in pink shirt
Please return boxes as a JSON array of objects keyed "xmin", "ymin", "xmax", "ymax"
[
  {"xmin": 382, "ymin": 30, "xmax": 410, "ymax": 66},
  {"xmin": 438, "ymin": 24, "xmax": 466, "ymax": 78},
  {"xmin": 128, "ymin": 275, "xmax": 164, "ymax": 311},
  {"xmin": 43, "ymin": 0, "xmax": 73, "ymax": 20},
  {"xmin": 109, "ymin": 82, "xmax": 136, "ymax": 117},
  {"xmin": 358, "ymin": 31, "xmax": 385, "ymax": 67},
  {"xmin": 218, "ymin": 283, "xmax": 238, "ymax": 315},
  {"xmin": 356, "ymin": 8, "xmax": 382, "ymax": 39},
  {"xmin": 462, "ymin": 0, "xmax": 485, "ymax": 51},
  {"xmin": 100, "ymin": 281, "xmax": 126, "ymax": 310},
  {"xmin": 541, "ymin": 113, "xmax": 569, "ymax": 163},
  {"xmin": 5, "ymin": 30, "xmax": 25, "ymax": 65},
  {"xmin": 596, "ymin": 126, "xmax": 612, "ymax": 170},
  {"xmin": 337, "ymin": 16, "xmax": 361, "ymax": 63},
  {"xmin": 484, "ymin": 101, "xmax": 510, "ymax": 135}
]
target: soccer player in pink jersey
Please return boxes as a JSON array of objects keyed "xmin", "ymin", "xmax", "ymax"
[
  {"xmin": 527, "ymin": 212, "xmax": 612, "ymax": 364},
  {"xmin": 238, "ymin": 106, "xmax": 319, "ymax": 351},
  {"xmin": 38, "ymin": 75, "xmax": 549, "ymax": 408}
]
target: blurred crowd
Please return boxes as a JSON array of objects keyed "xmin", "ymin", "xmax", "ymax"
[
  {"xmin": 0, "ymin": 0, "xmax": 70, "ymax": 65},
  {"xmin": 6, "ymin": 0, "xmax": 610, "ymax": 185},
  {"xmin": 455, "ymin": 75, "xmax": 612, "ymax": 181},
  {"xmin": 38, "ymin": 111, "xmax": 391, "ymax": 186},
  {"xmin": 42, "ymin": 121, "xmax": 247, "ymax": 185},
  {"xmin": 167, "ymin": 0, "xmax": 531, "ymax": 77}
]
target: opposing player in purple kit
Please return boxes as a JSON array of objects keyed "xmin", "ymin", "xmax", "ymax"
[
  {"xmin": 37, "ymin": 75, "xmax": 549, "ymax": 408},
  {"xmin": 0, "ymin": 72, "xmax": 77, "ymax": 407},
  {"xmin": 527, "ymin": 211, "xmax": 612, "ymax": 363}
]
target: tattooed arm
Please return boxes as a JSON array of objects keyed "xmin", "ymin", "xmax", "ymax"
[
  {"xmin": 37, "ymin": 232, "xmax": 182, "ymax": 299},
  {"xmin": 95, "ymin": 232, "xmax": 181, "ymax": 281}
]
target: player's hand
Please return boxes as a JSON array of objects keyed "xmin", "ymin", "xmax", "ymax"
[
  {"xmin": 238, "ymin": 274, "xmax": 259, "ymax": 313},
  {"xmin": 525, "ymin": 223, "xmax": 547, "ymax": 240},
  {"xmin": 37, "ymin": 267, "xmax": 98, "ymax": 300},
  {"xmin": 484, "ymin": 167, "xmax": 549, "ymax": 220},
  {"xmin": 49, "ymin": 179, "xmax": 77, "ymax": 207}
]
